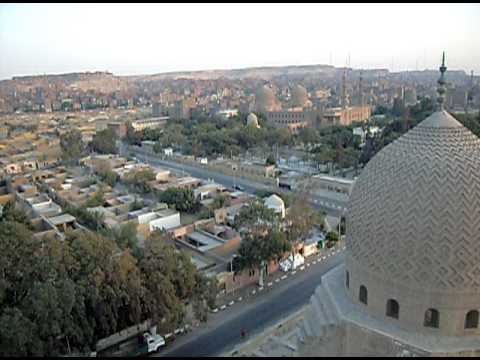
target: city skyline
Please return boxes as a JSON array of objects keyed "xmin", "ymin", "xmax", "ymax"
[{"xmin": 1, "ymin": 3, "xmax": 480, "ymax": 80}]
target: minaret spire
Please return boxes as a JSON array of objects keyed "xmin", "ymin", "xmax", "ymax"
[{"xmin": 437, "ymin": 52, "xmax": 447, "ymax": 110}]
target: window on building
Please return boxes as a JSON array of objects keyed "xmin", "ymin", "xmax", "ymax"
[
  {"xmin": 465, "ymin": 310, "xmax": 479, "ymax": 329},
  {"xmin": 424, "ymin": 308, "xmax": 439, "ymax": 328},
  {"xmin": 359, "ymin": 285, "xmax": 367, "ymax": 305},
  {"xmin": 346, "ymin": 271, "xmax": 349, "ymax": 289},
  {"xmin": 386, "ymin": 299, "xmax": 399, "ymax": 319}
]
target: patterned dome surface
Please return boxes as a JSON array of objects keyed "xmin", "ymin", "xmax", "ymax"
[
  {"xmin": 346, "ymin": 110, "xmax": 480, "ymax": 291},
  {"xmin": 256, "ymin": 85, "xmax": 276, "ymax": 111},
  {"xmin": 290, "ymin": 84, "xmax": 308, "ymax": 107}
]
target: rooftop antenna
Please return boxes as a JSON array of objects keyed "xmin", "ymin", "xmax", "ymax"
[{"xmin": 436, "ymin": 52, "xmax": 447, "ymax": 111}]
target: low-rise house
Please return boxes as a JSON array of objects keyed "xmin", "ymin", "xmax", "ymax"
[{"xmin": 194, "ymin": 182, "xmax": 226, "ymax": 200}]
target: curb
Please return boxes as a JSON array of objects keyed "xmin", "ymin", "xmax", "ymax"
[{"xmin": 213, "ymin": 246, "xmax": 345, "ymax": 313}]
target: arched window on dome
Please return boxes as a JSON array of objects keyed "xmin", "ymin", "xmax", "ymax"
[
  {"xmin": 465, "ymin": 310, "xmax": 479, "ymax": 329},
  {"xmin": 424, "ymin": 308, "xmax": 439, "ymax": 328},
  {"xmin": 386, "ymin": 299, "xmax": 399, "ymax": 319},
  {"xmin": 359, "ymin": 285, "xmax": 367, "ymax": 305},
  {"xmin": 345, "ymin": 271, "xmax": 349, "ymax": 289}
]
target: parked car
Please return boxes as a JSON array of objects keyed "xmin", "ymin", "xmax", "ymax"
[{"xmin": 280, "ymin": 254, "xmax": 305, "ymax": 272}]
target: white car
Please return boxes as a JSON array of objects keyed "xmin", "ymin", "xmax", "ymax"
[
  {"xmin": 143, "ymin": 333, "xmax": 166, "ymax": 353},
  {"xmin": 280, "ymin": 254, "xmax": 305, "ymax": 272}
]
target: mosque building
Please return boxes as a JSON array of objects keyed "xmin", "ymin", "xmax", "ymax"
[{"xmin": 298, "ymin": 53, "xmax": 480, "ymax": 357}]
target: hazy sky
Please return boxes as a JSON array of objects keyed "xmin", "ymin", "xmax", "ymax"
[{"xmin": 1, "ymin": 3, "xmax": 479, "ymax": 80}]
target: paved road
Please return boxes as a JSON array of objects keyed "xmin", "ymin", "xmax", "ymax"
[
  {"xmin": 126, "ymin": 147, "xmax": 347, "ymax": 217},
  {"xmin": 153, "ymin": 252, "xmax": 345, "ymax": 357}
]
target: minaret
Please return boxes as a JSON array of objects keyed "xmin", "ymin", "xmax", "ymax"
[
  {"xmin": 341, "ymin": 67, "xmax": 347, "ymax": 109},
  {"xmin": 436, "ymin": 52, "xmax": 447, "ymax": 111},
  {"xmin": 358, "ymin": 70, "xmax": 363, "ymax": 107},
  {"xmin": 467, "ymin": 70, "xmax": 474, "ymax": 113}
]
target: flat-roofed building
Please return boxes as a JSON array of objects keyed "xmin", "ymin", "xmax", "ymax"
[
  {"xmin": 131, "ymin": 116, "xmax": 169, "ymax": 131},
  {"xmin": 322, "ymin": 105, "xmax": 371, "ymax": 127}
]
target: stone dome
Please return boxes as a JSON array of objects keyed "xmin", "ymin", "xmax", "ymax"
[
  {"xmin": 345, "ymin": 109, "xmax": 480, "ymax": 335},
  {"xmin": 264, "ymin": 194, "xmax": 285, "ymax": 218},
  {"xmin": 290, "ymin": 84, "xmax": 309, "ymax": 107},
  {"xmin": 255, "ymin": 85, "xmax": 277, "ymax": 112},
  {"xmin": 246, "ymin": 113, "xmax": 260, "ymax": 128}
]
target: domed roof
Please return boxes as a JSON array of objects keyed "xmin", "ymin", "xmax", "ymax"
[
  {"xmin": 265, "ymin": 194, "xmax": 284, "ymax": 207},
  {"xmin": 246, "ymin": 113, "xmax": 260, "ymax": 128},
  {"xmin": 346, "ymin": 109, "xmax": 480, "ymax": 291},
  {"xmin": 290, "ymin": 84, "xmax": 308, "ymax": 107},
  {"xmin": 255, "ymin": 85, "xmax": 276, "ymax": 112}
]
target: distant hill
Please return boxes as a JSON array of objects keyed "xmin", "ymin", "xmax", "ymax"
[
  {"xmin": 1, "ymin": 71, "xmax": 130, "ymax": 94},
  {"xmin": 0, "ymin": 64, "xmax": 470, "ymax": 96},
  {"xmin": 128, "ymin": 64, "xmax": 337, "ymax": 81}
]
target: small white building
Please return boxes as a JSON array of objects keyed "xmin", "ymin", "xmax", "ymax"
[
  {"xmin": 163, "ymin": 148, "xmax": 173, "ymax": 156},
  {"xmin": 264, "ymin": 194, "xmax": 285, "ymax": 219},
  {"xmin": 130, "ymin": 208, "xmax": 181, "ymax": 232},
  {"xmin": 353, "ymin": 126, "xmax": 381, "ymax": 145}
]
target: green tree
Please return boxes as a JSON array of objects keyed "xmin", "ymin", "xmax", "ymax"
[
  {"xmin": 233, "ymin": 200, "xmax": 279, "ymax": 234},
  {"xmin": 91, "ymin": 128, "xmax": 118, "ymax": 154},
  {"xmin": 210, "ymin": 194, "xmax": 230, "ymax": 210},
  {"xmin": 265, "ymin": 154, "xmax": 276, "ymax": 166},
  {"xmin": 284, "ymin": 188, "xmax": 324, "ymax": 254},
  {"xmin": 60, "ymin": 129, "xmax": 84, "ymax": 164},
  {"xmin": 158, "ymin": 188, "xmax": 200, "ymax": 213},
  {"xmin": 84, "ymin": 188, "xmax": 105, "ymax": 208},
  {"xmin": 0, "ymin": 201, "xmax": 32, "ymax": 230},
  {"xmin": 325, "ymin": 231, "xmax": 339, "ymax": 248},
  {"xmin": 237, "ymin": 230, "xmax": 291, "ymax": 272},
  {"xmin": 139, "ymin": 236, "xmax": 196, "ymax": 333},
  {"xmin": 124, "ymin": 168, "xmax": 156, "ymax": 193}
]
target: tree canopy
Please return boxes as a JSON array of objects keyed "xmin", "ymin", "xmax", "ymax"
[
  {"xmin": 158, "ymin": 187, "xmax": 200, "ymax": 213},
  {"xmin": 0, "ymin": 220, "xmax": 217, "ymax": 356},
  {"xmin": 60, "ymin": 129, "xmax": 85, "ymax": 164},
  {"xmin": 91, "ymin": 128, "xmax": 118, "ymax": 155}
]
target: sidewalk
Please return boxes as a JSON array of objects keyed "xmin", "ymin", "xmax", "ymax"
[{"xmin": 210, "ymin": 242, "xmax": 346, "ymax": 314}]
